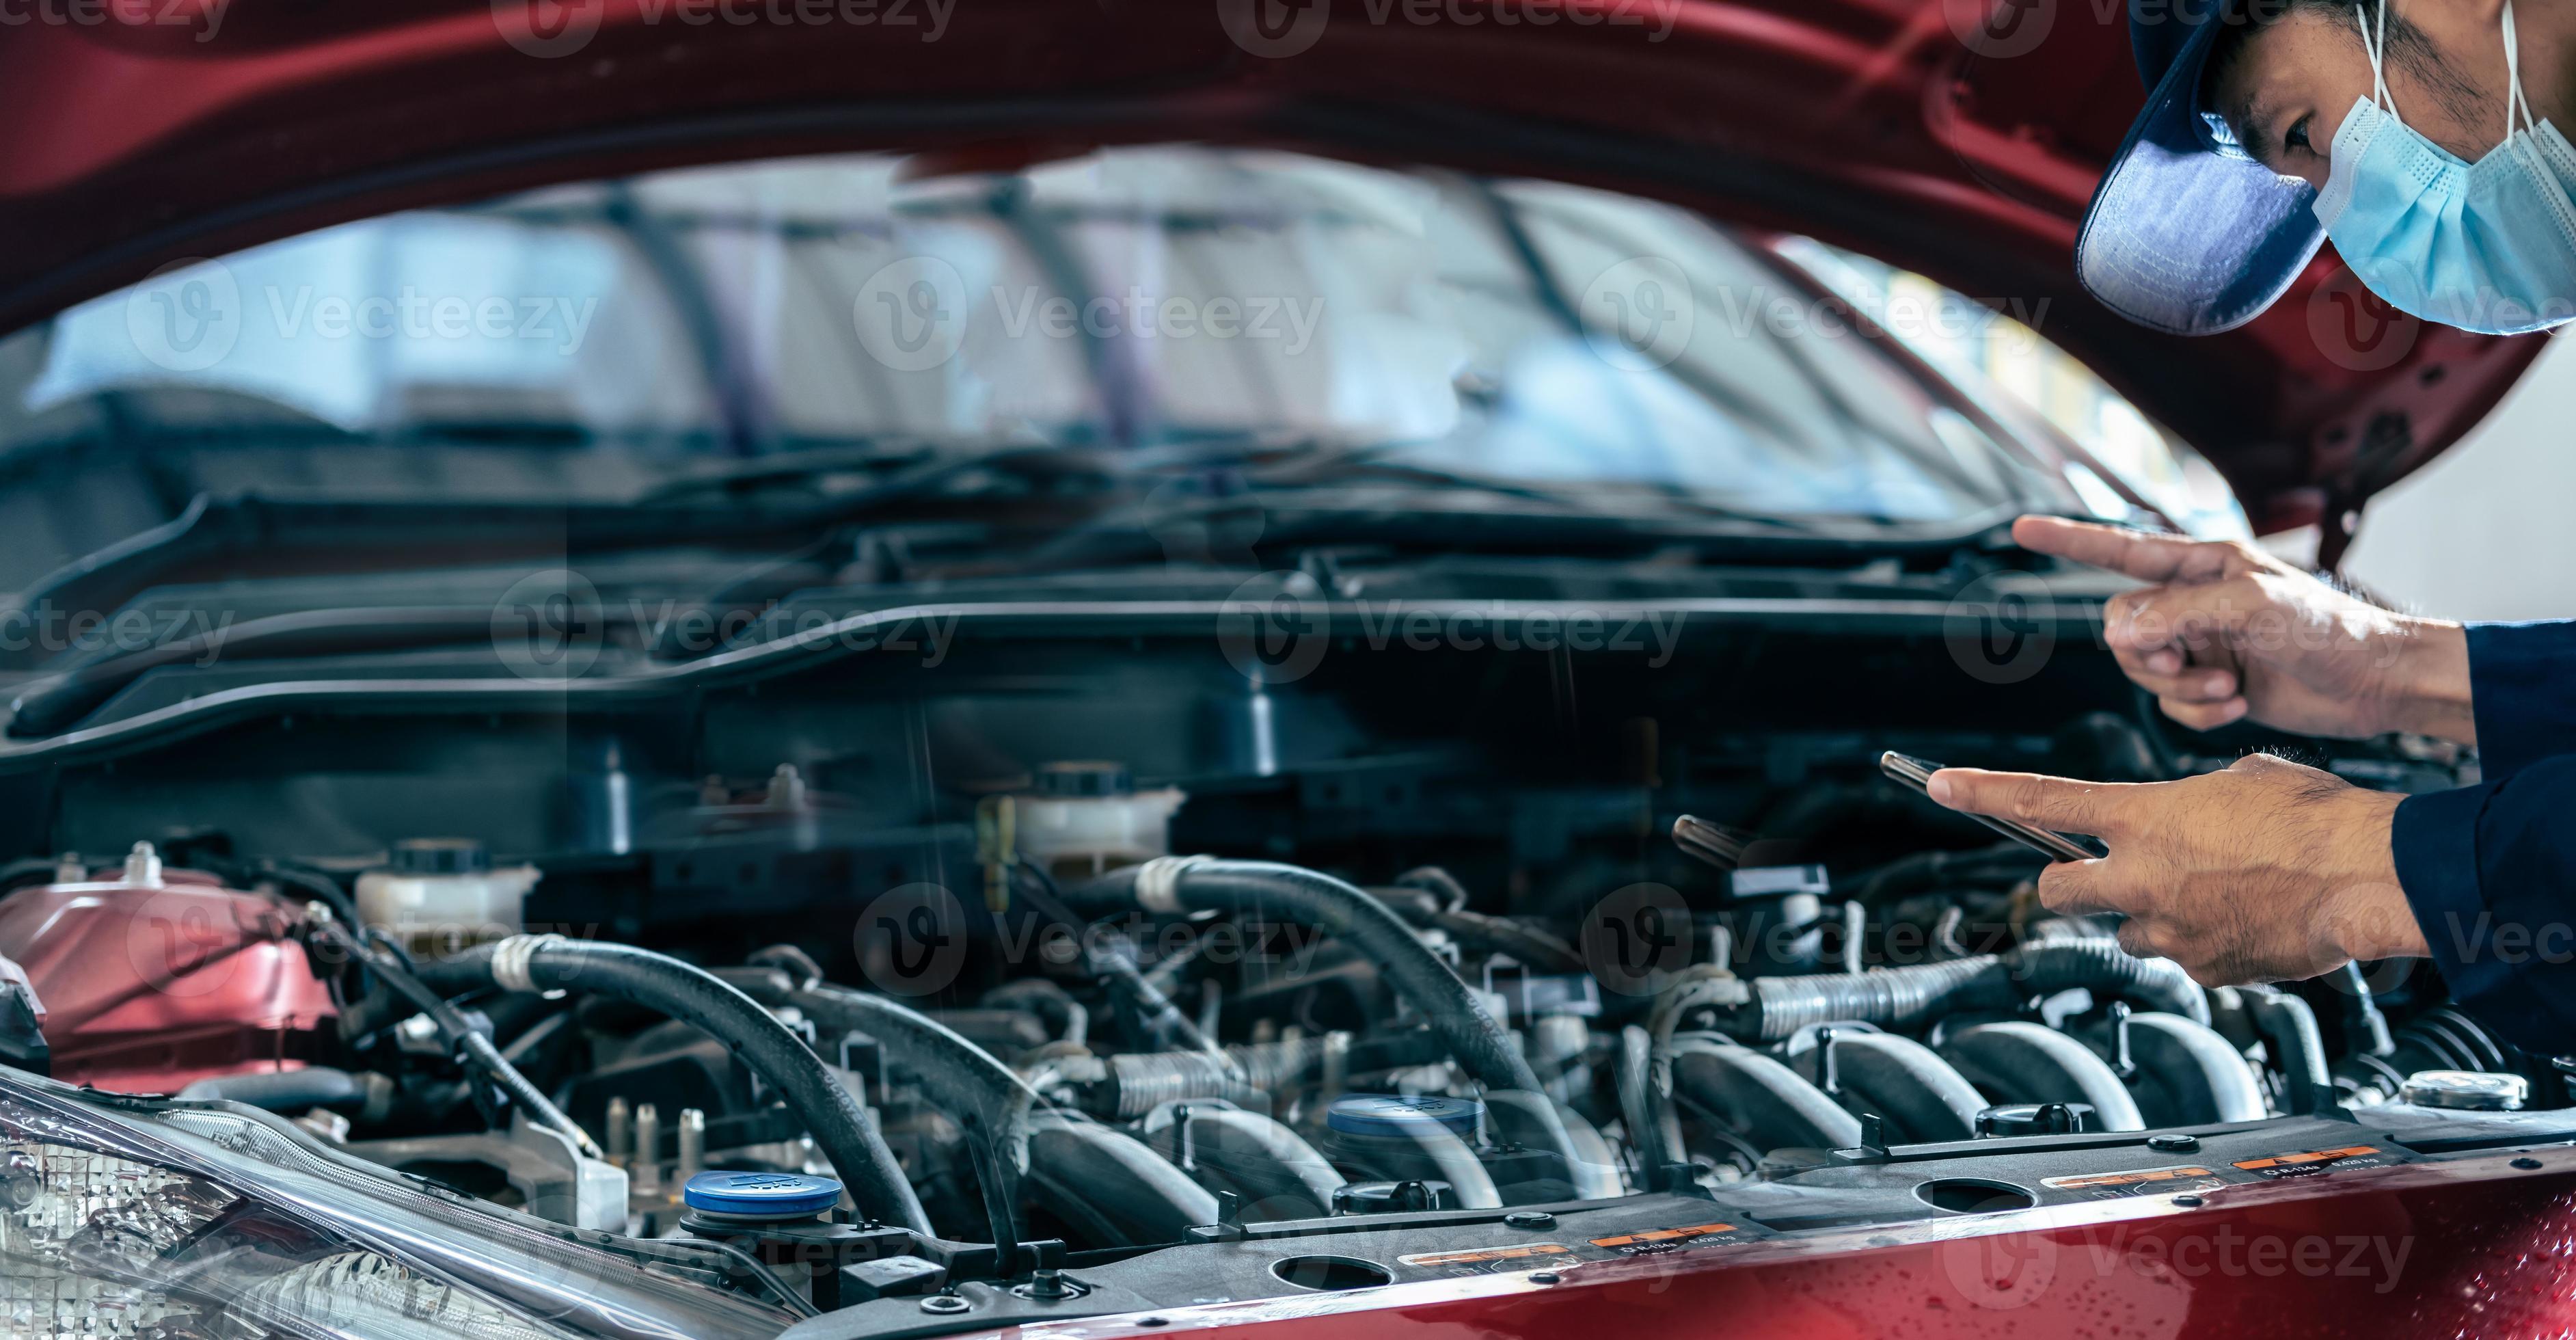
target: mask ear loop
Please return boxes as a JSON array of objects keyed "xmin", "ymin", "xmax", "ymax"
[
  {"xmin": 2356, "ymin": 0, "xmax": 2398, "ymax": 120},
  {"xmin": 2496, "ymin": 0, "xmax": 2574, "ymax": 250},
  {"xmin": 2504, "ymin": 0, "xmax": 2540, "ymax": 141}
]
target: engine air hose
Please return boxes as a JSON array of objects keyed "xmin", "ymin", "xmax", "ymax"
[
  {"xmin": 2010, "ymin": 941, "xmax": 2209, "ymax": 1026},
  {"xmin": 1706, "ymin": 939, "xmax": 2207, "ymax": 1043},
  {"xmin": 760, "ymin": 980, "xmax": 1046, "ymax": 1181},
  {"xmin": 2336, "ymin": 1005, "xmax": 2521, "ymax": 1103},
  {"xmin": 1372, "ymin": 889, "xmax": 1589, "ymax": 976},
  {"xmin": 2119, "ymin": 1011, "xmax": 2266, "ymax": 1125},
  {"xmin": 1142, "ymin": 1103, "xmax": 1345, "ymax": 1220},
  {"xmin": 982, "ymin": 978, "xmax": 1092, "ymax": 1049},
  {"xmin": 1074, "ymin": 858, "xmax": 1598, "ymax": 1190},
  {"xmin": 1069, "ymin": 859, "xmax": 1545, "ymax": 1096},
  {"xmin": 745, "ymin": 974, "xmax": 1253, "ymax": 1250},
  {"xmin": 2245, "ymin": 987, "xmax": 2331, "ymax": 1114},
  {"xmin": 1085, "ymin": 1031, "xmax": 1449, "ymax": 1120},
  {"xmin": 1668, "ymin": 1038, "xmax": 1862, "ymax": 1153},
  {"xmin": 1025, "ymin": 1112, "xmax": 1221, "ymax": 1245},
  {"xmin": 178, "ymin": 1066, "xmax": 392, "ymax": 1121},
  {"xmin": 445, "ymin": 937, "xmax": 927, "ymax": 1234}
]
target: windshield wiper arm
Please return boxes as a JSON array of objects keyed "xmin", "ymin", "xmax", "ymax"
[{"xmin": 627, "ymin": 434, "xmax": 1077, "ymax": 505}]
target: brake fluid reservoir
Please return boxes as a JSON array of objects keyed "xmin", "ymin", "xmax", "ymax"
[
  {"xmin": 1319, "ymin": 1094, "xmax": 1489, "ymax": 1187},
  {"xmin": 355, "ymin": 838, "xmax": 541, "ymax": 956},
  {"xmin": 1009, "ymin": 762, "xmax": 1186, "ymax": 879}
]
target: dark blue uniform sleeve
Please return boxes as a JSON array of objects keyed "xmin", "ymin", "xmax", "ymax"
[
  {"xmin": 2390, "ymin": 620, "xmax": 2576, "ymax": 1055},
  {"xmin": 2465, "ymin": 621, "xmax": 2576, "ymax": 778}
]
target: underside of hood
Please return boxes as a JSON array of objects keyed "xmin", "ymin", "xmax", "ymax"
[{"xmin": 0, "ymin": 0, "xmax": 2543, "ymax": 546}]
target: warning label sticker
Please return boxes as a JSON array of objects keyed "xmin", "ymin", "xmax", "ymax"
[
  {"xmin": 1398, "ymin": 1242, "xmax": 1575, "ymax": 1276},
  {"xmin": 1586, "ymin": 1222, "xmax": 1741, "ymax": 1250},
  {"xmin": 2041, "ymin": 1164, "xmax": 2217, "ymax": 1191},
  {"xmin": 2231, "ymin": 1144, "xmax": 2389, "ymax": 1178}
]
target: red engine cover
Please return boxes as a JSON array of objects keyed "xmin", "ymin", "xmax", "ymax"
[{"xmin": 0, "ymin": 861, "xmax": 335, "ymax": 1092}]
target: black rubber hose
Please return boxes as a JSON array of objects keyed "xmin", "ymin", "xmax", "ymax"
[
  {"xmin": 247, "ymin": 861, "xmax": 365, "ymax": 931},
  {"xmin": 1843, "ymin": 842, "xmax": 2046, "ymax": 904},
  {"xmin": 751, "ymin": 979, "xmax": 1044, "ymax": 1184},
  {"xmin": 1373, "ymin": 888, "xmax": 1588, "ymax": 976},
  {"xmin": 1721, "ymin": 955, "xmax": 1998, "ymax": 1041},
  {"xmin": 318, "ymin": 925, "xmax": 597, "ymax": 1160},
  {"xmin": 2246, "ymin": 987, "xmax": 2331, "ymax": 1114},
  {"xmin": 1081, "ymin": 1031, "xmax": 1450, "ymax": 1119},
  {"xmin": 1068, "ymin": 860, "xmax": 1546, "ymax": 1095},
  {"xmin": 178, "ymin": 1066, "xmax": 375, "ymax": 1114},
  {"xmin": 1392, "ymin": 866, "xmax": 1472, "ymax": 910},
  {"xmin": 981, "ymin": 978, "xmax": 1090, "ymax": 1047},
  {"xmin": 738, "ymin": 972, "xmax": 1115, "ymax": 1252},
  {"xmin": 1709, "ymin": 939, "xmax": 2207, "ymax": 1042},
  {"xmin": 446, "ymin": 938, "xmax": 928, "ymax": 1233},
  {"xmin": 2011, "ymin": 941, "xmax": 2208, "ymax": 1024}
]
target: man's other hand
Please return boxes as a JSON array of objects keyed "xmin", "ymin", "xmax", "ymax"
[
  {"xmin": 1927, "ymin": 753, "xmax": 2428, "ymax": 985},
  {"xmin": 2012, "ymin": 515, "xmax": 2473, "ymax": 743}
]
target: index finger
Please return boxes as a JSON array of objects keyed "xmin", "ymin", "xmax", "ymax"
[
  {"xmin": 2011, "ymin": 515, "xmax": 2240, "ymax": 585},
  {"xmin": 1923, "ymin": 767, "xmax": 2143, "ymax": 838}
]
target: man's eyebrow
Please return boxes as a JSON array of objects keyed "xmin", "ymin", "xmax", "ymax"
[{"xmin": 2226, "ymin": 88, "xmax": 2280, "ymax": 164}]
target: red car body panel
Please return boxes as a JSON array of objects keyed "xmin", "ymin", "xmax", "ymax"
[
  {"xmin": 1043, "ymin": 1149, "xmax": 2576, "ymax": 1339},
  {"xmin": 0, "ymin": 0, "xmax": 2545, "ymax": 547}
]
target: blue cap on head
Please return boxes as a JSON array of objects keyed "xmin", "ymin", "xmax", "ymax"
[
  {"xmin": 1326, "ymin": 1094, "xmax": 1484, "ymax": 1138},
  {"xmin": 2076, "ymin": 0, "xmax": 2329, "ymax": 334},
  {"xmin": 682, "ymin": 1170, "xmax": 843, "ymax": 1218}
]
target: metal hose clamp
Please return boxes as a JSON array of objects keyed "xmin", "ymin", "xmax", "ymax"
[
  {"xmin": 1133, "ymin": 855, "xmax": 1215, "ymax": 914},
  {"xmin": 490, "ymin": 933, "xmax": 568, "ymax": 993}
]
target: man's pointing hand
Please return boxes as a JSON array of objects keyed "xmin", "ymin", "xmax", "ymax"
[{"xmin": 1927, "ymin": 753, "xmax": 2428, "ymax": 984}]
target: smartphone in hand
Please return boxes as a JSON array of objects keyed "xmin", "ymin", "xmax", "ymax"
[{"xmin": 1880, "ymin": 751, "xmax": 2106, "ymax": 863}]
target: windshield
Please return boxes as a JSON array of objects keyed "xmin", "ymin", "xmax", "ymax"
[{"xmin": 0, "ymin": 146, "xmax": 2093, "ymax": 585}]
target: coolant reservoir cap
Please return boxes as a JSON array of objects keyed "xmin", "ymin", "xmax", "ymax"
[
  {"xmin": 682, "ymin": 1171, "xmax": 842, "ymax": 1218},
  {"xmin": 1327, "ymin": 1095, "xmax": 1483, "ymax": 1138},
  {"xmin": 2398, "ymin": 1069, "xmax": 2530, "ymax": 1110}
]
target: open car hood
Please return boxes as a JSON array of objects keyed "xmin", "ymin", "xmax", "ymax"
[{"xmin": 0, "ymin": 0, "xmax": 2541, "ymax": 547}]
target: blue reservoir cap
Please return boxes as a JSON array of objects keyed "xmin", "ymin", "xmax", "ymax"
[
  {"xmin": 682, "ymin": 1170, "xmax": 842, "ymax": 1218},
  {"xmin": 1327, "ymin": 1094, "xmax": 1484, "ymax": 1138}
]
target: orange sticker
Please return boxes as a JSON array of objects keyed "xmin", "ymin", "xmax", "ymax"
[
  {"xmin": 1399, "ymin": 1243, "xmax": 1573, "ymax": 1268},
  {"xmin": 2042, "ymin": 1165, "xmax": 2214, "ymax": 1190},
  {"xmin": 1588, "ymin": 1222, "xmax": 1739, "ymax": 1248},
  {"xmin": 2231, "ymin": 1144, "xmax": 2381, "ymax": 1171}
]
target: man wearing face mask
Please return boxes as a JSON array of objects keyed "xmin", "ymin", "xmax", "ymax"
[{"xmin": 1920, "ymin": 0, "xmax": 2576, "ymax": 1052}]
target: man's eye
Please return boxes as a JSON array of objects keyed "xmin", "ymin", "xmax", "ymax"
[{"xmin": 2286, "ymin": 114, "xmax": 2314, "ymax": 155}]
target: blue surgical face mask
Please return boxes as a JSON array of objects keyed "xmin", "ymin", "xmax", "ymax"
[{"xmin": 2314, "ymin": 0, "xmax": 2576, "ymax": 333}]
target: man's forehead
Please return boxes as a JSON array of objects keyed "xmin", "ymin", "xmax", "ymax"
[{"xmin": 2206, "ymin": 10, "xmax": 2344, "ymax": 148}]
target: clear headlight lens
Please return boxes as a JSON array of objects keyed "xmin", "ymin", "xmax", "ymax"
[{"xmin": 0, "ymin": 1071, "xmax": 802, "ymax": 1339}]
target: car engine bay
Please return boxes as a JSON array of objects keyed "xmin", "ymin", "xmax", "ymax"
[{"xmin": 0, "ymin": 602, "xmax": 2553, "ymax": 1338}]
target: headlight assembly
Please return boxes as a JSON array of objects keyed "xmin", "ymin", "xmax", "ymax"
[{"xmin": 0, "ymin": 1068, "xmax": 803, "ymax": 1340}]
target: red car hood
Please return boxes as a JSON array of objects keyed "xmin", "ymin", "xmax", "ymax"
[{"xmin": 0, "ymin": 0, "xmax": 2540, "ymax": 548}]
